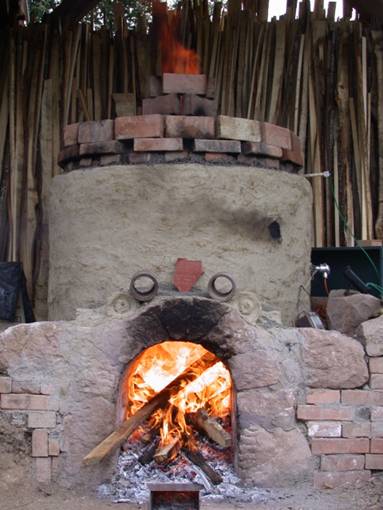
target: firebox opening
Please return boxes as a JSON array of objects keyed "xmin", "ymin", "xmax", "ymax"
[{"xmin": 118, "ymin": 340, "xmax": 233, "ymax": 475}]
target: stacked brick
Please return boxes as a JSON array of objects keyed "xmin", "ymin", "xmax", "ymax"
[
  {"xmin": 59, "ymin": 73, "xmax": 303, "ymax": 172},
  {"xmin": 297, "ymin": 360, "xmax": 383, "ymax": 489},
  {"xmin": 0, "ymin": 375, "xmax": 60, "ymax": 484}
]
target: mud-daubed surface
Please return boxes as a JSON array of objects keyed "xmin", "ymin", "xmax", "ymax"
[{"xmin": 2, "ymin": 477, "xmax": 383, "ymax": 510}]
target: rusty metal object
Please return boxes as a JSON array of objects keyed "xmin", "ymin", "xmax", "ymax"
[
  {"xmin": 147, "ymin": 482, "xmax": 201, "ymax": 510},
  {"xmin": 129, "ymin": 272, "xmax": 159, "ymax": 302},
  {"xmin": 207, "ymin": 273, "xmax": 236, "ymax": 302}
]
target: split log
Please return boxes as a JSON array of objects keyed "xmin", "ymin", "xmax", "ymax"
[
  {"xmin": 139, "ymin": 437, "xmax": 159, "ymax": 465},
  {"xmin": 154, "ymin": 437, "xmax": 179, "ymax": 464},
  {"xmin": 188, "ymin": 410, "xmax": 231, "ymax": 448},
  {"xmin": 83, "ymin": 351, "xmax": 218, "ymax": 465},
  {"xmin": 183, "ymin": 448, "xmax": 223, "ymax": 485}
]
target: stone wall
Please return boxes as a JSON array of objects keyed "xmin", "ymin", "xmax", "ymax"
[{"xmin": 48, "ymin": 164, "xmax": 312, "ymax": 323}]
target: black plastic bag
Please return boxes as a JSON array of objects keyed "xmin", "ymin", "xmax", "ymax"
[{"xmin": 0, "ymin": 262, "xmax": 35, "ymax": 323}]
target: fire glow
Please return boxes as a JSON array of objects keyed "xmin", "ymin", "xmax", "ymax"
[{"xmin": 123, "ymin": 341, "xmax": 232, "ymax": 461}]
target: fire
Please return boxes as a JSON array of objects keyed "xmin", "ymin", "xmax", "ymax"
[
  {"xmin": 153, "ymin": 1, "xmax": 201, "ymax": 74},
  {"xmin": 122, "ymin": 341, "xmax": 231, "ymax": 458}
]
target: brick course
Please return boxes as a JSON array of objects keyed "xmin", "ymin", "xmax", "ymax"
[
  {"xmin": 28, "ymin": 411, "xmax": 57, "ymax": 429},
  {"xmin": 365, "ymin": 454, "xmax": 383, "ymax": 469},
  {"xmin": 306, "ymin": 389, "xmax": 340, "ymax": 405},
  {"xmin": 371, "ymin": 438, "xmax": 383, "ymax": 453},
  {"xmin": 297, "ymin": 405, "xmax": 353, "ymax": 421},
  {"xmin": 134, "ymin": 138, "xmax": 183, "ymax": 152},
  {"xmin": 78, "ymin": 120, "xmax": 113, "ymax": 144},
  {"xmin": 194, "ymin": 139, "xmax": 241, "ymax": 153},
  {"xmin": 320, "ymin": 454, "xmax": 365, "ymax": 471},
  {"xmin": 217, "ymin": 115, "xmax": 261, "ymax": 143},
  {"xmin": 115, "ymin": 115, "xmax": 164, "ymax": 139},
  {"xmin": 162, "ymin": 73, "xmax": 207, "ymax": 95},
  {"xmin": 165, "ymin": 116, "xmax": 215, "ymax": 139},
  {"xmin": 307, "ymin": 421, "xmax": 342, "ymax": 438},
  {"xmin": 1, "ymin": 394, "xmax": 52, "ymax": 411},
  {"xmin": 342, "ymin": 422, "xmax": 371, "ymax": 438},
  {"xmin": 32, "ymin": 429, "xmax": 49, "ymax": 457},
  {"xmin": 314, "ymin": 470, "xmax": 371, "ymax": 489},
  {"xmin": 311, "ymin": 438, "xmax": 370, "ymax": 455},
  {"xmin": 342, "ymin": 390, "xmax": 383, "ymax": 406},
  {"xmin": 261, "ymin": 122, "xmax": 292, "ymax": 150}
]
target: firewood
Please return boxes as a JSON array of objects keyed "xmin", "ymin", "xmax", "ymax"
[
  {"xmin": 183, "ymin": 447, "xmax": 223, "ymax": 485},
  {"xmin": 188, "ymin": 410, "xmax": 231, "ymax": 448},
  {"xmin": 153, "ymin": 437, "xmax": 179, "ymax": 464},
  {"xmin": 139, "ymin": 437, "xmax": 159, "ymax": 464},
  {"xmin": 83, "ymin": 351, "xmax": 218, "ymax": 465}
]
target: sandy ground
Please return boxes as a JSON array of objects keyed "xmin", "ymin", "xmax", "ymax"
[{"xmin": 2, "ymin": 475, "xmax": 383, "ymax": 510}]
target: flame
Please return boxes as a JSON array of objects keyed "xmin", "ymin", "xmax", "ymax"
[
  {"xmin": 153, "ymin": 1, "xmax": 201, "ymax": 74},
  {"xmin": 122, "ymin": 341, "xmax": 231, "ymax": 459}
]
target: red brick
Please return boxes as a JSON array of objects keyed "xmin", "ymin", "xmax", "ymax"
[
  {"xmin": 242, "ymin": 142, "xmax": 283, "ymax": 158},
  {"xmin": 342, "ymin": 422, "xmax": 371, "ymax": 438},
  {"xmin": 128, "ymin": 152, "xmax": 152, "ymax": 164},
  {"xmin": 100, "ymin": 154, "xmax": 121, "ymax": 166},
  {"xmin": 1, "ymin": 394, "xmax": 51, "ymax": 411},
  {"xmin": 306, "ymin": 389, "xmax": 340, "ymax": 405},
  {"xmin": 370, "ymin": 374, "xmax": 383, "ymax": 389},
  {"xmin": 162, "ymin": 73, "xmax": 207, "ymax": 95},
  {"xmin": 78, "ymin": 120, "xmax": 113, "ymax": 144},
  {"xmin": 297, "ymin": 405, "xmax": 353, "ymax": 421},
  {"xmin": 165, "ymin": 116, "xmax": 215, "ymax": 139},
  {"xmin": 32, "ymin": 429, "xmax": 49, "ymax": 457},
  {"xmin": 0, "ymin": 376, "xmax": 12, "ymax": 393},
  {"xmin": 134, "ymin": 138, "xmax": 183, "ymax": 152},
  {"xmin": 164, "ymin": 151, "xmax": 189, "ymax": 162},
  {"xmin": 307, "ymin": 421, "xmax": 342, "ymax": 438},
  {"xmin": 217, "ymin": 115, "xmax": 261, "ymax": 143},
  {"xmin": 28, "ymin": 411, "xmax": 56, "ymax": 429},
  {"xmin": 342, "ymin": 390, "xmax": 383, "ymax": 406},
  {"xmin": 371, "ymin": 439, "xmax": 383, "ymax": 453},
  {"xmin": 205, "ymin": 153, "xmax": 236, "ymax": 163},
  {"xmin": 79, "ymin": 140, "xmax": 126, "ymax": 156},
  {"xmin": 370, "ymin": 358, "xmax": 383, "ymax": 374},
  {"xmin": 182, "ymin": 94, "xmax": 218, "ymax": 116},
  {"xmin": 321, "ymin": 454, "xmax": 365, "ymax": 471},
  {"xmin": 35, "ymin": 457, "xmax": 52, "ymax": 484},
  {"xmin": 58, "ymin": 144, "xmax": 79, "ymax": 165},
  {"xmin": 365, "ymin": 454, "xmax": 383, "ymax": 469},
  {"xmin": 194, "ymin": 139, "xmax": 241, "ymax": 153},
  {"xmin": 79, "ymin": 157, "xmax": 92, "ymax": 167},
  {"xmin": 12, "ymin": 380, "xmax": 40, "ymax": 394},
  {"xmin": 282, "ymin": 132, "xmax": 304, "ymax": 166},
  {"xmin": 371, "ymin": 407, "xmax": 383, "ymax": 421},
  {"xmin": 311, "ymin": 438, "xmax": 370, "ymax": 455},
  {"xmin": 115, "ymin": 114, "xmax": 164, "ymax": 139},
  {"xmin": 142, "ymin": 94, "xmax": 180, "ymax": 115},
  {"xmin": 63, "ymin": 123, "xmax": 79, "ymax": 147},
  {"xmin": 48, "ymin": 436, "xmax": 60, "ymax": 456},
  {"xmin": 314, "ymin": 470, "xmax": 371, "ymax": 489},
  {"xmin": 371, "ymin": 422, "xmax": 383, "ymax": 437},
  {"xmin": 261, "ymin": 122, "xmax": 292, "ymax": 150}
]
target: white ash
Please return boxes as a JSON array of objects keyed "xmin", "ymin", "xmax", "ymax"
[{"xmin": 98, "ymin": 438, "xmax": 269, "ymax": 505}]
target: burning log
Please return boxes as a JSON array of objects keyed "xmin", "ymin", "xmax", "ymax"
[
  {"xmin": 83, "ymin": 351, "xmax": 218, "ymax": 465},
  {"xmin": 183, "ymin": 448, "xmax": 223, "ymax": 485},
  {"xmin": 139, "ymin": 437, "xmax": 159, "ymax": 465},
  {"xmin": 153, "ymin": 437, "xmax": 180, "ymax": 464},
  {"xmin": 188, "ymin": 410, "xmax": 231, "ymax": 448}
]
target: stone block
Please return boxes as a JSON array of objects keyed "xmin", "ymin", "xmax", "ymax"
[
  {"xmin": 28, "ymin": 411, "xmax": 56, "ymax": 428},
  {"xmin": 311, "ymin": 438, "xmax": 370, "ymax": 455},
  {"xmin": 358, "ymin": 316, "xmax": 383, "ymax": 357},
  {"xmin": 11, "ymin": 380, "xmax": 40, "ymax": 394},
  {"xmin": 182, "ymin": 94, "xmax": 218, "ymax": 116},
  {"xmin": 115, "ymin": 114, "xmax": 164, "ymax": 139},
  {"xmin": 228, "ymin": 351, "xmax": 280, "ymax": 391},
  {"xmin": 370, "ymin": 357, "xmax": 383, "ymax": 374},
  {"xmin": 0, "ymin": 376, "xmax": 12, "ymax": 393},
  {"xmin": 205, "ymin": 153, "xmax": 236, "ymax": 163},
  {"xmin": 371, "ymin": 407, "xmax": 383, "ymax": 421},
  {"xmin": 371, "ymin": 438, "xmax": 383, "ymax": 453},
  {"xmin": 1, "ymin": 393, "xmax": 51, "ymax": 410},
  {"xmin": 162, "ymin": 73, "xmax": 207, "ymax": 95},
  {"xmin": 242, "ymin": 141, "xmax": 283, "ymax": 158},
  {"xmin": 35, "ymin": 457, "xmax": 52, "ymax": 483},
  {"xmin": 327, "ymin": 291, "xmax": 381, "ymax": 336},
  {"xmin": 300, "ymin": 329, "xmax": 369, "ymax": 389},
  {"xmin": 133, "ymin": 138, "xmax": 183, "ymax": 152},
  {"xmin": 365, "ymin": 454, "xmax": 383, "ymax": 469},
  {"xmin": 314, "ymin": 470, "xmax": 371, "ymax": 489},
  {"xmin": 48, "ymin": 436, "xmax": 60, "ymax": 456},
  {"xmin": 193, "ymin": 139, "xmax": 241, "ymax": 153},
  {"xmin": 371, "ymin": 422, "xmax": 383, "ymax": 437},
  {"xmin": 32, "ymin": 429, "xmax": 49, "ymax": 457},
  {"xmin": 342, "ymin": 390, "xmax": 383, "ymax": 406},
  {"xmin": 63, "ymin": 123, "xmax": 79, "ymax": 147},
  {"xmin": 297, "ymin": 405, "xmax": 354, "ymax": 421},
  {"xmin": 282, "ymin": 132, "xmax": 304, "ymax": 166},
  {"xmin": 142, "ymin": 95, "xmax": 180, "ymax": 115},
  {"xmin": 370, "ymin": 374, "xmax": 383, "ymax": 389},
  {"xmin": 261, "ymin": 123, "xmax": 292, "ymax": 150},
  {"xmin": 320, "ymin": 454, "xmax": 365, "ymax": 471},
  {"xmin": 307, "ymin": 421, "xmax": 342, "ymax": 438},
  {"xmin": 78, "ymin": 120, "xmax": 113, "ymax": 144},
  {"xmin": 306, "ymin": 389, "xmax": 340, "ymax": 405},
  {"xmin": 128, "ymin": 152, "xmax": 152, "ymax": 164},
  {"xmin": 79, "ymin": 140, "xmax": 126, "ymax": 156},
  {"xmin": 165, "ymin": 115, "xmax": 215, "ymax": 139},
  {"xmin": 217, "ymin": 115, "xmax": 261, "ymax": 143},
  {"xmin": 342, "ymin": 422, "xmax": 371, "ymax": 438}
]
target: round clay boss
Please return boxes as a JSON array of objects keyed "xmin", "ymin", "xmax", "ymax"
[
  {"xmin": 129, "ymin": 272, "xmax": 159, "ymax": 302},
  {"xmin": 207, "ymin": 273, "xmax": 236, "ymax": 302}
]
